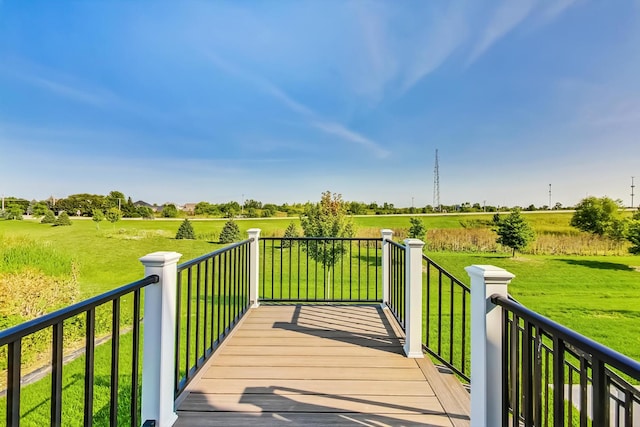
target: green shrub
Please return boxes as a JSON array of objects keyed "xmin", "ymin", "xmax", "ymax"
[
  {"xmin": 54, "ymin": 211, "xmax": 72, "ymax": 226},
  {"xmin": 281, "ymin": 222, "xmax": 299, "ymax": 248},
  {"xmin": 41, "ymin": 210, "xmax": 56, "ymax": 224},
  {"xmin": 219, "ymin": 220, "xmax": 241, "ymax": 243},
  {"xmin": 176, "ymin": 219, "xmax": 195, "ymax": 239},
  {"xmin": 408, "ymin": 217, "xmax": 427, "ymax": 239},
  {"xmin": 6, "ymin": 205, "xmax": 24, "ymax": 220}
]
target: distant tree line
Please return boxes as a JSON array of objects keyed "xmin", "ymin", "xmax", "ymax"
[{"xmin": 0, "ymin": 191, "xmax": 591, "ymax": 222}]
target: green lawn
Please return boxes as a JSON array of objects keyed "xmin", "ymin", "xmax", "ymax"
[{"xmin": 1, "ymin": 213, "xmax": 639, "ymax": 424}]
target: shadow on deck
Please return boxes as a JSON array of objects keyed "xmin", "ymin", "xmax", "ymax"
[{"xmin": 174, "ymin": 305, "xmax": 470, "ymax": 427}]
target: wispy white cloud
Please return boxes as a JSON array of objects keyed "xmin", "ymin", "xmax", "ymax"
[
  {"xmin": 401, "ymin": 6, "xmax": 468, "ymax": 92},
  {"xmin": 0, "ymin": 60, "xmax": 119, "ymax": 107},
  {"xmin": 204, "ymin": 51, "xmax": 390, "ymax": 159},
  {"xmin": 311, "ymin": 121, "xmax": 390, "ymax": 159},
  {"xmin": 541, "ymin": 0, "xmax": 580, "ymax": 22},
  {"xmin": 467, "ymin": 0, "xmax": 536, "ymax": 65}
]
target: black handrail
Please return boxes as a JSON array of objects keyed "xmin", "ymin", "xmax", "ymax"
[
  {"xmin": 422, "ymin": 253, "xmax": 470, "ymax": 382},
  {"xmin": 387, "ymin": 240, "xmax": 406, "ymax": 328},
  {"xmin": 0, "ymin": 275, "xmax": 158, "ymax": 345},
  {"xmin": 260, "ymin": 237, "xmax": 382, "ymax": 303},
  {"xmin": 174, "ymin": 240, "xmax": 252, "ymax": 398},
  {"xmin": 492, "ymin": 294, "xmax": 640, "ymax": 379},
  {"xmin": 492, "ymin": 293, "xmax": 640, "ymax": 426},
  {"xmin": 177, "ymin": 239, "xmax": 251, "ymax": 271},
  {"xmin": 1, "ymin": 274, "xmax": 159, "ymax": 427}
]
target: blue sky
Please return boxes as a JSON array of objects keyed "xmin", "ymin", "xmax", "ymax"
[{"xmin": 1, "ymin": 1, "xmax": 639, "ymax": 207}]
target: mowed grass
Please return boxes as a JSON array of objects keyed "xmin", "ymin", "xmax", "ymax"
[
  {"xmin": 429, "ymin": 251, "xmax": 640, "ymax": 362},
  {"xmin": 1, "ymin": 213, "xmax": 639, "ymax": 364}
]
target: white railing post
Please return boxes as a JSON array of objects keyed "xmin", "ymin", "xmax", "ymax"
[
  {"xmin": 466, "ymin": 265, "xmax": 515, "ymax": 427},
  {"xmin": 380, "ymin": 229, "xmax": 393, "ymax": 309},
  {"xmin": 139, "ymin": 251, "xmax": 182, "ymax": 427},
  {"xmin": 247, "ymin": 228, "xmax": 261, "ymax": 308},
  {"xmin": 403, "ymin": 238, "xmax": 425, "ymax": 358}
]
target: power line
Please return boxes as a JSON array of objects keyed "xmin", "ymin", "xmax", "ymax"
[{"xmin": 433, "ymin": 149, "xmax": 440, "ymax": 212}]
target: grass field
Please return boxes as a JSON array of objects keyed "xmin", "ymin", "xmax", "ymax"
[
  {"xmin": 1, "ymin": 213, "xmax": 638, "ymax": 358},
  {"xmin": 1, "ymin": 212, "xmax": 639, "ymax": 424}
]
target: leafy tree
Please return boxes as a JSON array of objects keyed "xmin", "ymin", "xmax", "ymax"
[
  {"xmin": 570, "ymin": 196, "xmax": 621, "ymax": 236},
  {"xmin": 195, "ymin": 201, "xmax": 214, "ymax": 216},
  {"xmin": 244, "ymin": 199, "xmax": 262, "ymax": 209},
  {"xmin": 408, "ymin": 217, "xmax": 427, "ymax": 239},
  {"xmin": 41, "ymin": 210, "xmax": 56, "ymax": 224},
  {"xmin": 136, "ymin": 206, "xmax": 155, "ymax": 219},
  {"xmin": 494, "ymin": 210, "xmax": 535, "ymax": 257},
  {"xmin": 92, "ymin": 209, "xmax": 105, "ymax": 229},
  {"xmin": 55, "ymin": 193, "xmax": 107, "ymax": 215},
  {"xmin": 54, "ymin": 211, "xmax": 72, "ymax": 226},
  {"xmin": 300, "ymin": 191, "xmax": 355, "ymax": 268},
  {"xmin": 122, "ymin": 197, "xmax": 138, "ymax": 217},
  {"xmin": 262, "ymin": 207, "xmax": 276, "ymax": 218},
  {"xmin": 2, "ymin": 198, "xmax": 28, "ymax": 213},
  {"xmin": 608, "ymin": 218, "xmax": 629, "ymax": 244},
  {"xmin": 176, "ymin": 219, "xmax": 196, "ymax": 240},
  {"xmin": 107, "ymin": 190, "xmax": 126, "ymax": 209},
  {"xmin": 6, "ymin": 205, "xmax": 24, "ymax": 220},
  {"xmin": 219, "ymin": 220, "xmax": 241, "ymax": 243},
  {"xmin": 222, "ymin": 201, "xmax": 240, "ymax": 218},
  {"xmin": 627, "ymin": 219, "xmax": 640, "ymax": 254},
  {"xmin": 31, "ymin": 202, "xmax": 49, "ymax": 216},
  {"xmin": 162, "ymin": 204, "xmax": 179, "ymax": 218},
  {"xmin": 281, "ymin": 222, "xmax": 299, "ymax": 248},
  {"xmin": 105, "ymin": 207, "xmax": 123, "ymax": 227}
]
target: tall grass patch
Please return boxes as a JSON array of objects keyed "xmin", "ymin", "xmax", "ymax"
[{"xmin": 0, "ymin": 236, "xmax": 76, "ymax": 277}]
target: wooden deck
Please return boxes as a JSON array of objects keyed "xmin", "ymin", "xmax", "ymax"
[{"xmin": 174, "ymin": 305, "xmax": 470, "ymax": 427}]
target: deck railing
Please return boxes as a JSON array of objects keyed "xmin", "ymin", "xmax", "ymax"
[
  {"xmin": 492, "ymin": 294, "xmax": 640, "ymax": 427},
  {"xmin": 386, "ymin": 240, "xmax": 406, "ymax": 327},
  {"xmin": 424, "ymin": 254, "xmax": 471, "ymax": 382},
  {"xmin": 384, "ymin": 239, "xmax": 471, "ymax": 382},
  {"xmin": 175, "ymin": 239, "xmax": 251, "ymax": 397},
  {"xmin": 0, "ymin": 275, "xmax": 158, "ymax": 427},
  {"xmin": 259, "ymin": 237, "xmax": 382, "ymax": 303}
]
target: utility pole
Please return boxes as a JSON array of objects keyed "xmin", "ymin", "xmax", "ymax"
[
  {"xmin": 411, "ymin": 196, "xmax": 414, "ymax": 209},
  {"xmin": 632, "ymin": 177, "xmax": 636, "ymax": 209},
  {"xmin": 548, "ymin": 184, "xmax": 552, "ymax": 210},
  {"xmin": 433, "ymin": 149, "xmax": 440, "ymax": 212}
]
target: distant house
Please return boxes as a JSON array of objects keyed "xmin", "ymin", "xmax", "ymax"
[
  {"xmin": 134, "ymin": 200, "xmax": 162, "ymax": 213},
  {"xmin": 182, "ymin": 203, "xmax": 197, "ymax": 214}
]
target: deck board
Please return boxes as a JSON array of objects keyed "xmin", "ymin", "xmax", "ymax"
[{"xmin": 175, "ymin": 305, "xmax": 469, "ymax": 427}]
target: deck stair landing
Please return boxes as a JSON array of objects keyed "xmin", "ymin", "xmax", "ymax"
[{"xmin": 175, "ymin": 305, "xmax": 470, "ymax": 427}]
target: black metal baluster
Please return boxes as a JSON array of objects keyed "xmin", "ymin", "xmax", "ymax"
[
  {"xmin": 552, "ymin": 337, "xmax": 565, "ymax": 427},
  {"xmin": 185, "ymin": 267, "xmax": 192, "ymax": 380},
  {"xmin": 84, "ymin": 309, "xmax": 95, "ymax": 427},
  {"xmin": 51, "ymin": 322, "xmax": 63, "ymax": 426},
  {"xmin": 110, "ymin": 298, "xmax": 120, "ymax": 427},
  {"xmin": 131, "ymin": 289, "xmax": 141, "ymax": 427},
  {"xmin": 591, "ymin": 358, "xmax": 608, "ymax": 426},
  {"xmin": 195, "ymin": 263, "xmax": 201, "ymax": 367},
  {"xmin": 449, "ymin": 278, "xmax": 454, "ymax": 366},
  {"xmin": 7, "ymin": 339, "xmax": 21, "ymax": 427}
]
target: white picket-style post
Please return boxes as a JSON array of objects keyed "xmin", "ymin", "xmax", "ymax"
[
  {"xmin": 466, "ymin": 265, "xmax": 515, "ymax": 427},
  {"xmin": 139, "ymin": 251, "xmax": 182, "ymax": 427},
  {"xmin": 403, "ymin": 238, "xmax": 425, "ymax": 358},
  {"xmin": 380, "ymin": 229, "xmax": 393, "ymax": 309},
  {"xmin": 247, "ymin": 228, "xmax": 261, "ymax": 308}
]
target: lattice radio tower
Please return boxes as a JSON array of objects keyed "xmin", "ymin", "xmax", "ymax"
[{"xmin": 433, "ymin": 149, "xmax": 440, "ymax": 212}]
